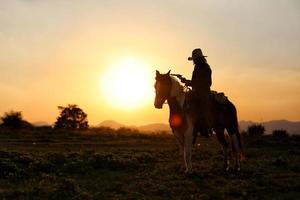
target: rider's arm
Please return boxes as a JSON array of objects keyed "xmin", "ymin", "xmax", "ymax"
[{"xmin": 180, "ymin": 78, "xmax": 192, "ymax": 86}]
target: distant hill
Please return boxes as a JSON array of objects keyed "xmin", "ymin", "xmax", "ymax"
[
  {"xmin": 239, "ymin": 121, "xmax": 256, "ymax": 132},
  {"xmin": 32, "ymin": 121, "xmax": 51, "ymax": 127},
  {"xmin": 98, "ymin": 120, "xmax": 171, "ymax": 133},
  {"xmin": 98, "ymin": 120, "xmax": 124, "ymax": 129},
  {"xmin": 239, "ymin": 120, "xmax": 300, "ymax": 135},
  {"xmin": 98, "ymin": 120, "xmax": 300, "ymax": 135}
]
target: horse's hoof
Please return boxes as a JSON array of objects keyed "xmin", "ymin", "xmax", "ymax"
[
  {"xmin": 184, "ymin": 169, "xmax": 193, "ymax": 175},
  {"xmin": 224, "ymin": 166, "xmax": 230, "ymax": 172},
  {"xmin": 224, "ymin": 163, "xmax": 230, "ymax": 172},
  {"xmin": 184, "ymin": 170, "xmax": 194, "ymax": 177},
  {"xmin": 236, "ymin": 167, "xmax": 241, "ymax": 172},
  {"xmin": 179, "ymin": 167, "xmax": 185, "ymax": 173}
]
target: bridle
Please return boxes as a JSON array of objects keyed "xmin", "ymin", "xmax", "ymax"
[
  {"xmin": 169, "ymin": 75, "xmax": 192, "ymax": 93},
  {"xmin": 156, "ymin": 75, "xmax": 191, "ymax": 105}
]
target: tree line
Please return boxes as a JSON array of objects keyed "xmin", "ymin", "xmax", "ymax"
[
  {"xmin": 242, "ymin": 124, "xmax": 289, "ymax": 137},
  {"xmin": 0, "ymin": 105, "xmax": 290, "ymax": 137},
  {"xmin": 0, "ymin": 104, "xmax": 88, "ymax": 130}
]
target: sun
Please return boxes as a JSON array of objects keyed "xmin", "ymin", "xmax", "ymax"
[{"xmin": 101, "ymin": 57, "xmax": 153, "ymax": 109}]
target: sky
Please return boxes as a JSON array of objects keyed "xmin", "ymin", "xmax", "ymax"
[{"xmin": 0, "ymin": 0, "xmax": 300, "ymax": 126}]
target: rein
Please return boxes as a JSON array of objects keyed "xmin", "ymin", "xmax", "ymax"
[{"xmin": 169, "ymin": 74, "xmax": 191, "ymax": 92}]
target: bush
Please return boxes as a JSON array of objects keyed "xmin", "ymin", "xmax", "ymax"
[
  {"xmin": 247, "ymin": 124, "xmax": 265, "ymax": 136},
  {"xmin": 0, "ymin": 111, "xmax": 32, "ymax": 129},
  {"xmin": 272, "ymin": 129, "xmax": 289, "ymax": 137}
]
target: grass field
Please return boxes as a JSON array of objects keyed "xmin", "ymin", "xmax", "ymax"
[{"xmin": 0, "ymin": 128, "xmax": 299, "ymax": 200}]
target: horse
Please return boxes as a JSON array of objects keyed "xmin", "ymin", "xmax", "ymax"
[{"xmin": 154, "ymin": 70, "xmax": 245, "ymax": 173}]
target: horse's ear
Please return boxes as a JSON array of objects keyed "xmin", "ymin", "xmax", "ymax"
[
  {"xmin": 167, "ymin": 70, "xmax": 171, "ymax": 75},
  {"xmin": 156, "ymin": 70, "xmax": 160, "ymax": 76}
]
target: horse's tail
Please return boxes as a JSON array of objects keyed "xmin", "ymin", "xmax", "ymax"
[{"xmin": 227, "ymin": 100, "xmax": 245, "ymax": 161}]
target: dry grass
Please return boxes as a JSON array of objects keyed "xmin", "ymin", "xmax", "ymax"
[{"xmin": 0, "ymin": 129, "xmax": 299, "ymax": 199}]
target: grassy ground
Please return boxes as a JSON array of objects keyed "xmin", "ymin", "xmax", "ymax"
[{"xmin": 0, "ymin": 129, "xmax": 299, "ymax": 200}]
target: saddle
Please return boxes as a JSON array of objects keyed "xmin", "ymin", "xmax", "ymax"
[
  {"xmin": 184, "ymin": 90, "xmax": 229, "ymax": 140},
  {"xmin": 209, "ymin": 90, "xmax": 228, "ymax": 105},
  {"xmin": 184, "ymin": 90, "xmax": 228, "ymax": 111}
]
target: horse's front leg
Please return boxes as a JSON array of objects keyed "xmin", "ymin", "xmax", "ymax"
[
  {"xmin": 184, "ymin": 121, "xmax": 194, "ymax": 174},
  {"xmin": 179, "ymin": 143, "xmax": 185, "ymax": 171},
  {"xmin": 173, "ymin": 130, "xmax": 185, "ymax": 171}
]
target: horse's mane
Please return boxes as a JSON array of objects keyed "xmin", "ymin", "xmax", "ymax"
[{"xmin": 170, "ymin": 76, "xmax": 184, "ymax": 97}]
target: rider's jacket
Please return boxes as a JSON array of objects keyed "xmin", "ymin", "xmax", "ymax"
[{"xmin": 191, "ymin": 62, "xmax": 212, "ymax": 96}]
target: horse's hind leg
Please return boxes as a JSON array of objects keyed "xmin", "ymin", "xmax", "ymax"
[
  {"xmin": 230, "ymin": 134, "xmax": 241, "ymax": 171},
  {"xmin": 215, "ymin": 128, "xmax": 230, "ymax": 171},
  {"xmin": 227, "ymin": 127, "xmax": 241, "ymax": 171},
  {"xmin": 226, "ymin": 101, "xmax": 242, "ymax": 171}
]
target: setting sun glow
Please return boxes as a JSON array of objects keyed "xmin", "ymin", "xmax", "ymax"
[
  {"xmin": 1, "ymin": 0, "xmax": 299, "ymax": 125},
  {"xmin": 101, "ymin": 58, "xmax": 153, "ymax": 109}
]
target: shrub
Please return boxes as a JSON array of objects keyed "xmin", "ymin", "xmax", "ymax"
[
  {"xmin": 272, "ymin": 129, "xmax": 289, "ymax": 137},
  {"xmin": 0, "ymin": 111, "xmax": 32, "ymax": 129},
  {"xmin": 247, "ymin": 124, "xmax": 265, "ymax": 136}
]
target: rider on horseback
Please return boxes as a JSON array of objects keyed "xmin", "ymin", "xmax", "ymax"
[{"xmin": 180, "ymin": 48, "xmax": 213, "ymax": 137}]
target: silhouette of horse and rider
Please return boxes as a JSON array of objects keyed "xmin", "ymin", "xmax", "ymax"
[{"xmin": 154, "ymin": 48, "xmax": 244, "ymax": 173}]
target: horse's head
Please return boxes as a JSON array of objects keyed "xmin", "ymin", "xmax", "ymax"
[{"xmin": 154, "ymin": 70, "xmax": 172, "ymax": 109}]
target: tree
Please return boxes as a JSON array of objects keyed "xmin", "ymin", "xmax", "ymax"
[
  {"xmin": 0, "ymin": 111, "xmax": 32, "ymax": 129},
  {"xmin": 247, "ymin": 124, "xmax": 265, "ymax": 136},
  {"xmin": 54, "ymin": 104, "xmax": 89, "ymax": 129}
]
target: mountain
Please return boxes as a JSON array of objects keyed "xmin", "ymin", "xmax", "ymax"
[
  {"xmin": 239, "ymin": 120, "xmax": 256, "ymax": 132},
  {"xmin": 263, "ymin": 120, "xmax": 300, "ymax": 135},
  {"xmin": 97, "ymin": 121, "xmax": 171, "ymax": 133},
  {"xmin": 239, "ymin": 120, "xmax": 300, "ymax": 135},
  {"xmin": 32, "ymin": 121, "xmax": 51, "ymax": 127},
  {"xmin": 98, "ymin": 120, "xmax": 300, "ymax": 135},
  {"xmin": 98, "ymin": 120, "xmax": 124, "ymax": 129}
]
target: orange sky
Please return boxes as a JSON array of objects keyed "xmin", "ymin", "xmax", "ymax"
[{"xmin": 1, "ymin": 0, "xmax": 300, "ymax": 125}]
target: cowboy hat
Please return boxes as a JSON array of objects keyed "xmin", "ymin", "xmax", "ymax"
[{"xmin": 188, "ymin": 48, "xmax": 207, "ymax": 61}]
